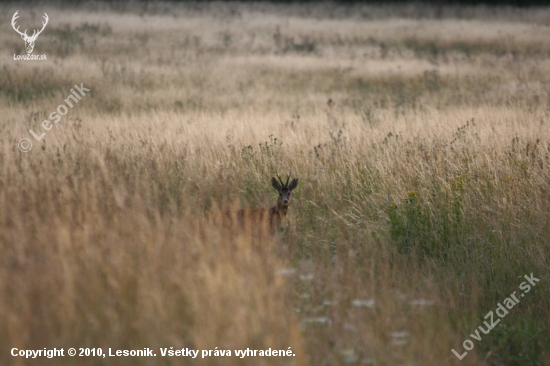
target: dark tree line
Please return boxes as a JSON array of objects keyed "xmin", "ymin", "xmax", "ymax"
[{"xmin": 7, "ymin": 0, "xmax": 550, "ymax": 8}]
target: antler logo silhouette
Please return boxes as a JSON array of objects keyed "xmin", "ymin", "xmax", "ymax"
[{"xmin": 11, "ymin": 11, "xmax": 49, "ymax": 54}]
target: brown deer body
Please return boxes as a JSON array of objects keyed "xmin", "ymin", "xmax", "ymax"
[{"xmin": 237, "ymin": 174, "xmax": 298, "ymax": 236}]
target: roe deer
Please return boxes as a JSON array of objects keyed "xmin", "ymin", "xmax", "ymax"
[{"xmin": 237, "ymin": 173, "xmax": 298, "ymax": 236}]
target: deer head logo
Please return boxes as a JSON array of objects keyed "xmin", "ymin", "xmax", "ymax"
[{"xmin": 11, "ymin": 11, "xmax": 49, "ymax": 54}]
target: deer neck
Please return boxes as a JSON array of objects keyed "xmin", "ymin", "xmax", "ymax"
[{"xmin": 271, "ymin": 203, "xmax": 288, "ymax": 218}]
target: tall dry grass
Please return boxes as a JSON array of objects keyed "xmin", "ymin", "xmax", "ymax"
[{"xmin": 0, "ymin": 2, "xmax": 549, "ymax": 365}]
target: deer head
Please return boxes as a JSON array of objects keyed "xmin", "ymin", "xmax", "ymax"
[
  {"xmin": 12, "ymin": 11, "xmax": 49, "ymax": 54},
  {"xmin": 271, "ymin": 173, "xmax": 298, "ymax": 211}
]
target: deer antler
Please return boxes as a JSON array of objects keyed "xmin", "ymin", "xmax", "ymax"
[
  {"xmin": 277, "ymin": 173, "xmax": 284, "ymax": 187},
  {"xmin": 28, "ymin": 13, "xmax": 48, "ymax": 40},
  {"xmin": 286, "ymin": 172, "xmax": 290, "ymax": 186},
  {"xmin": 12, "ymin": 11, "xmax": 48, "ymax": 41},
  {"xmin": 11, "ymin": 11, "xmax": 28, "ymax": 38}
]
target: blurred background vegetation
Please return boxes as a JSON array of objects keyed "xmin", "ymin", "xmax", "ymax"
[{"xmin": 0, "ymin": 1, "xmax": 549, "ymax": 365}]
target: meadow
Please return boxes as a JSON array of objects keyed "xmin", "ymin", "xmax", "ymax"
[{"xmin": 0, "ymin": 1, "xmax": 549, "ymax": 365}]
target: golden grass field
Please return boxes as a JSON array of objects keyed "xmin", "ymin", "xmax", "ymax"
[{"xmin": 1, "ymin": 1, "xmax": 549, "ymax": 365}]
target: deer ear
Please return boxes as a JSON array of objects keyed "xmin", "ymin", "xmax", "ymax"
[
  {"xmin": 271, "ymin": 177, "xmax": 282, "ymax": 191},
  {"xmin": 288, "ymin": 178, "xmax": 298, "ymax": 191}
]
